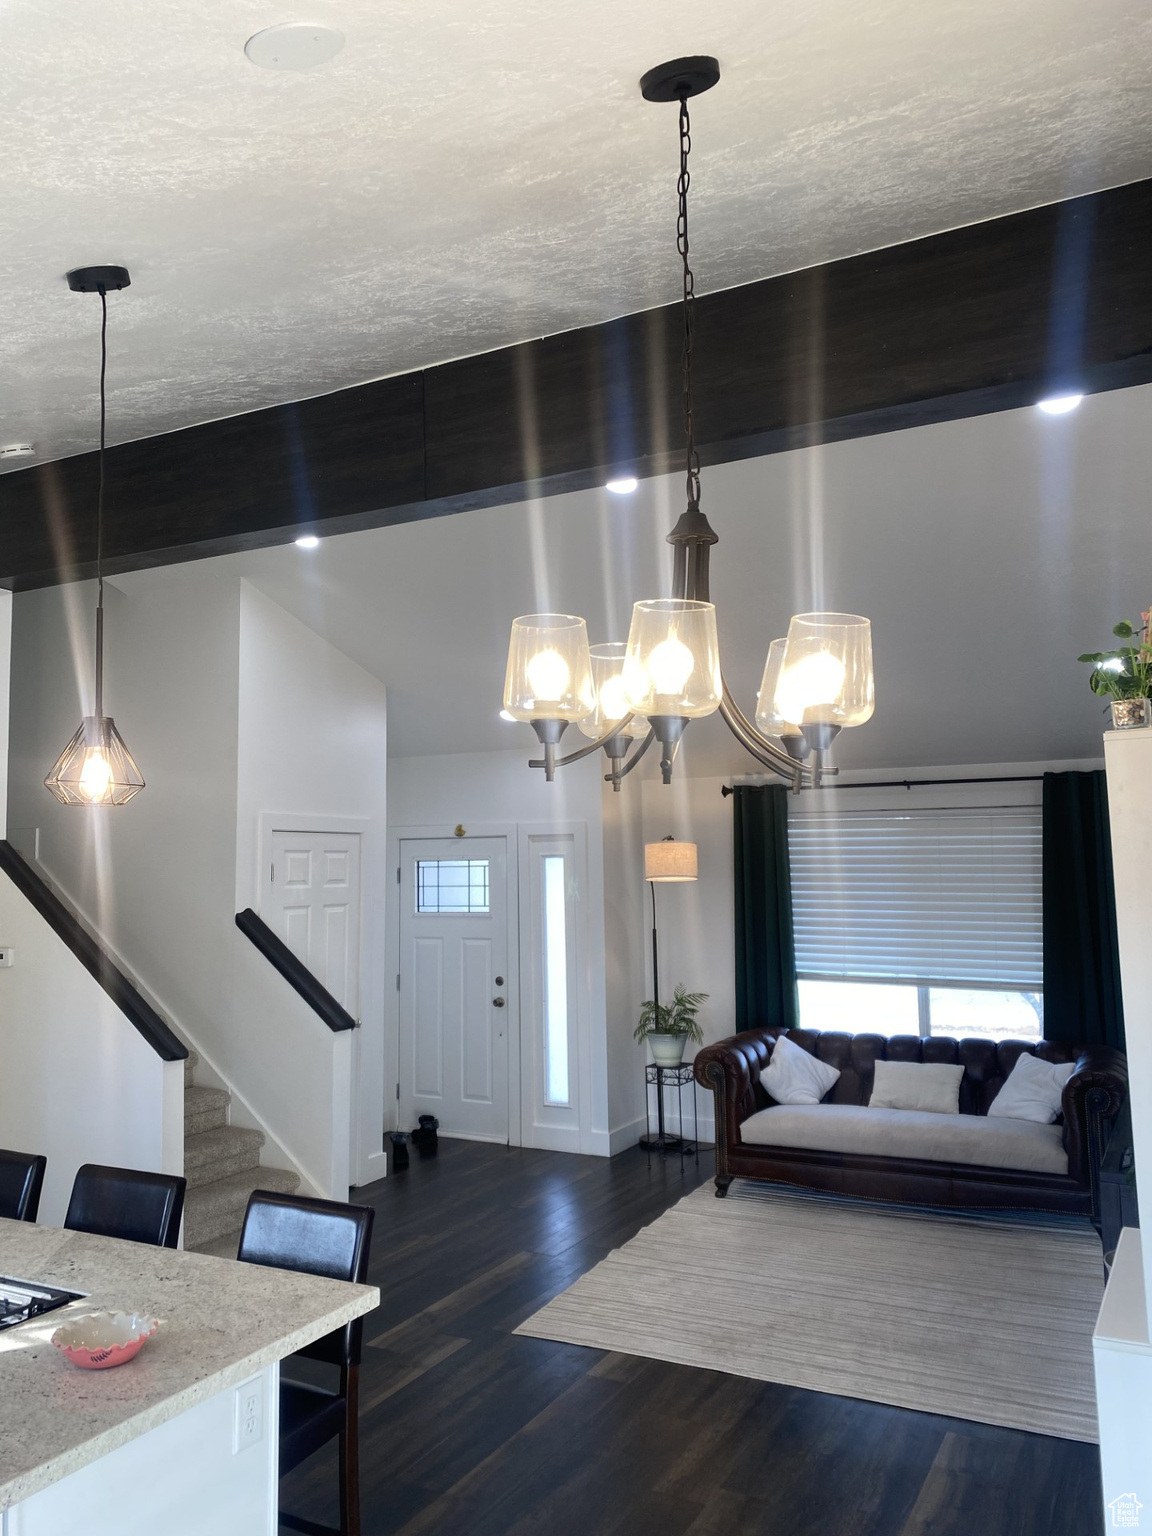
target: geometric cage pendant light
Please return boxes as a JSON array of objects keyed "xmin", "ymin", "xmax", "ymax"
[
  {"xmin": 44, "ymin": 266, "xmax": 145, "ymax": 807},
  {"xmin": 503, "ymin": 57, "xmax": 875, "ymax": 793}
]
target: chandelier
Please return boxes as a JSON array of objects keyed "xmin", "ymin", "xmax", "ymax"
[
  {"xmin": 44, "ymin": 266, "xmax": 146, "ymax": 807},
  {"xmin": 504, "ymin": 57, "xmax": 875, "ymax": 791}
]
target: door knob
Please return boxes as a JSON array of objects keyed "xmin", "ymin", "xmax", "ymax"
[{"xmin": 493, "ymin": 996, "xmax": 505, "ymax": 1008}]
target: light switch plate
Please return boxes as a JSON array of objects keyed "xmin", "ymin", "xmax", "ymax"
[
  {"xmin": 233, "ymin": 1375, "xmax": 264, "ymax": 1453},
  {"xmin": 0, "ymin": 948, "xmax": 13, "ymax": 967}
]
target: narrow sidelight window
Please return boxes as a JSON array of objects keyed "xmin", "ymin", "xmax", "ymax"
[{"xmin": 542, "ymin": 854, "xmax": 570, "ymax": 1105}]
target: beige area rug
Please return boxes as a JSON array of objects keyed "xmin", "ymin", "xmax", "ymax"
[{"xmin": 515, "ymin": 1181, "xmax": 1103, "ymax": 1441}]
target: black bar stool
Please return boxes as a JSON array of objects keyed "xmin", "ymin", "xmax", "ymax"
[
  {"xmin": 0, "ymin": 1149, "xmax": 47, "ymax": 1222},
  {"xmin": 237, "ymin": 1190, "xmax": 375, "ymax": 1536},
  {"xmin": 64, "ymin": 1164, "xmax": 186, "ymax": 1249}
]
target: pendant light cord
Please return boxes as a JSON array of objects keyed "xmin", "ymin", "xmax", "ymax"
[
  {"xmin": 677, "ymin": 95, "xmax": 701, "ymax": 513},
  {"xmin": 94, "ymin": 284, "xmax": 108, "ymax": 721}
]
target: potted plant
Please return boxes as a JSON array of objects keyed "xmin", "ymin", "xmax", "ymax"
[
  {"xmin": 634, "ymin": 984, "xmax": 708, "ymax": 1066},
  {"xmin": 1079, "ymin": 612, "xmax": 1152, "ymax": 729}
]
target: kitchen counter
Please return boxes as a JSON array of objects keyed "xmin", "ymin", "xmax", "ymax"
[{"xmin": 0, "ymin": 1217, "xmax": 377, "ymax": 1529}]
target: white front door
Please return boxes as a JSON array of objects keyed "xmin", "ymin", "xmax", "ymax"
[
  {"xmin": 398, "ymin": 837, "xmax": 510, "ymax": 1143},
  {"xmin": 264, "ymin": 830, "xmax": 362, "ymax": 1017}
]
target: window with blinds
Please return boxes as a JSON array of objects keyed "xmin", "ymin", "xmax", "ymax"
[{"xmin": 788, "ymin": 806, "xmax": 1043, "ymax": 990}]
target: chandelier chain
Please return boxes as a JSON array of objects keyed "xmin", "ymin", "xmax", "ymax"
[
  {"xmin": 677, "ymin": 94, "xmax": 701, "ymax": 511},
  {"xmin": 97, "ymin": 286, "xmax": 107, "ymax": 616}
]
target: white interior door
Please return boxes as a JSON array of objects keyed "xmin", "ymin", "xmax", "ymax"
[
  {"xmin": 264, "ymin": 830, "xmax": 361, "ymax": 1016},
  {"xmin": 398, "ymin": 837, "xmax": 509, "ymax": 1143}
]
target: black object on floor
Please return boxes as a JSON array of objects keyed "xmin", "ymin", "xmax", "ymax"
[
  {"xmin": 389, "ymin": 1133, "xmax": 409, "ymax": 1173},
  {"xmin": 411, "ymin": 1116, "xmax": 438, "ymax": 1158}
]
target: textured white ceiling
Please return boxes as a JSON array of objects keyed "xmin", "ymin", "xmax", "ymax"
[
  {"xmin": 117, "ymin": 382, "xmax": 1152, "ymax": 775},
  {"xmin": 2, "ymin": 0, "xmax": 1152, "ymax": 469}
]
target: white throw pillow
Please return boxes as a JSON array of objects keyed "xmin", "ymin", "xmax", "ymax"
[
  {"xmin": 987, "ymin": 1052, "xmax": 1076, "ymax": 1124},
  {"xmin": 760, "ymin": 1034, "xmax": 841, "ymax": 1106},
  {"xmin": 869, "ymin": 1060, "xmax": 964, "ymax": 1115}
]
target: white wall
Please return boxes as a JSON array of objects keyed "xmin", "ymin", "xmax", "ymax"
[
  {"xmin": 0, "ymin": 589, "xmax": 10, "ymax": 837},
  {"xmin": 237, "ymin": 582, "xmax": 388, "ymax": 1186},
  {"xmin": 388, "ymin": 746, "xmax": 627, "ymax": 1154}
]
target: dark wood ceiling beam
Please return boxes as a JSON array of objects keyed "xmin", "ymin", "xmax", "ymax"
[{"xmin": 4, "ymin": 178, "xmax": 1152, "ymax": 591}]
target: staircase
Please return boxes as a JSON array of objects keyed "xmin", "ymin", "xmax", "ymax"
[{"xmin": 183, "ymin": 1051, "xmax": 299, "ymax": 1257}]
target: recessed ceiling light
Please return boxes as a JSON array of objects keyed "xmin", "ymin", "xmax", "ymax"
[
  {"xmin": 1036, "ymin": 393, "xmax": 1083, "ymax": 415},
  {"xmin": 295, "ymin": 534, "xmax": 321, "ymax": 549},
  {"xmin": 606, "ymin": 476, "xmax": 639, "ymax": 494},
  {"xmin": 499, "ymin": 709, "xmax": 516, "ymax": 722},
  {"xmin": 244, "ymin": 22, "xmax": 345, "ymax": 72},
  {"xmin": 0, "ymin": 443, "xmax": 35, "ymax": 460}
]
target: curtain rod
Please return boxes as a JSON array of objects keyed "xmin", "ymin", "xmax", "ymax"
[{"xmin": 721, "ymin": 774, "xmax": 1044, "ymax": 797}]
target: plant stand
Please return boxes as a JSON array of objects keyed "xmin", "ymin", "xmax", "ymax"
[{"xmin": 639, "ymin": 1062, "xmax": 699, "ymax": 1156}]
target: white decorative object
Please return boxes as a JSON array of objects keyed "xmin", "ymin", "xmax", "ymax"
[
  {"xmin": 649, "ymin": 1033, "xmax": 688, "ymax": 1067},
  {"xmin": 869, "ymin": 1060, "xmax": 964, "ymax": 1114},
  {"xmin": 988, "ymin": 1053, "xmax": 1076, "ymax": 1124},
  {"xmin": 760, "ymin": 1033, "xmax": 841, "ymax": 1105}
]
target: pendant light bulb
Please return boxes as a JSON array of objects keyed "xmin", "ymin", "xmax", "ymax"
[
  {"xmin": 79, "ymin": 747, "xmax": 114, "ymax": 802},
  {"xmin": 44, "ymin": 267, "xmax": 146, "ymax": 807}
]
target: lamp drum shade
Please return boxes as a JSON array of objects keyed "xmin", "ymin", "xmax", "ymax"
[
  {"xmin": 503, "ymin": 613, "xmax": 596, "ymax": 722},
  {"xmin": 644, "ymin": 840, "xmax": 698, "ymax": 881}
]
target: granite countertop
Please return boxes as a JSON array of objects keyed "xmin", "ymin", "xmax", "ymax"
[{"xmin": 0, "ymin": 1217, "xmax": 379, "ymax": 1510}]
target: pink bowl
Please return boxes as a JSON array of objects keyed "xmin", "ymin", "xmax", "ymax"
[{"xmin": 51, "ymin": 1311, "xmax": 159, "ymax": 1370}]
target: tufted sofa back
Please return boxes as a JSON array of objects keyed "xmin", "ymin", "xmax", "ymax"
[{"xmin": 749, "ymin": 1029, "xmax": 1083, "ymax": 1119}]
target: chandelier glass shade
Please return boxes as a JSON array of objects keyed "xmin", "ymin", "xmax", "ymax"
[
  {"xmin": 44, "ymin": 715, "xmax": 145, "ymax": 807},
  {"xmin": 622, "ymin": 599, "xmax": 722, "ymax": 718},
  {"xmin": 755, "ymin": 637, "xmax": 800, "ymax": 739},
  {"xmin": 776, "ymin": 612, "xmax": 875, "ymax": 729},
  {"xmin": 504, "ymin": 57, "xmax": 875, "ymax": 793},
  {"xmin": 502, "ymin": 613, "xmax": 595, "ymax": 723},
  {"xmin": 579, "ymin": 643, "xmax": 645, "ymax": 740},
  {"xmin": 44, "ymin": 266, "xmax": 146, "ymax": 808}
]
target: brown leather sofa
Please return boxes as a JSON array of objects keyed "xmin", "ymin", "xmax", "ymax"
[{"xmin": 694, "ymin": 1028, "xmax": 1128, "ymax": 1217}]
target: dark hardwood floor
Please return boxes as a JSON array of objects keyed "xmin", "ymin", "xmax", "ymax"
[{"xmin": 279, "ymin": 1140, "xmax": 1102, "ymax": 1536}]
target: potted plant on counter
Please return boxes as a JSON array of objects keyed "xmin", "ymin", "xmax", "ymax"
[
  {"xmin": 1079, "ymin": 613, "xmax": 1152, "ymax": 729},
  {"xmin": 634, "ymin": 984, "xmax": 708, "ymax": 1066}
]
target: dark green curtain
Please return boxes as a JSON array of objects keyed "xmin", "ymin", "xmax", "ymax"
[
  {"xmin": 733, "ymin": 784, "xmax": 799, "ymax": 1033},
  {"xmin": 1042, "ymin": 770, "xmax": 1125, "ymax": 1049}
]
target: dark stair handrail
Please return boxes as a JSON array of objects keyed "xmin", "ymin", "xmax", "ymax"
[
  {"xmin": 0, "ymin": 839, "xmax": 187, "ymax": 1062},
  {"xmin": 235, "ymin": 908, "xmax": 357, "ymax": 1033}
]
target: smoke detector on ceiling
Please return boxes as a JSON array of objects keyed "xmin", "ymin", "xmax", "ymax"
[
  {"xmin": 244, "ymin": 22, "xmax": 345, "ymax": 71},
  {"xmin": 0, "ymin": 444, "xmax": 35, "ymax": 460}
]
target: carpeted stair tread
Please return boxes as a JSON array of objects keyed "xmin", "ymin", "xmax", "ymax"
[
  {"xmin": 183, "ymin": 1050, "xmax": 200, "ymax": 1089},
  {"xmin": 184, "ymin": 1124, "xmax": 265, "ymax": 1189},
  {"xmin": 184, "ymin": 1164, "xmax": 300, "ymax": 1248},
  {"xmin": 189, "ymin": 1227, "xmax": 245, "ymax": 1260},
  {"xmin": 184, "ymin": 1084, "xmax": 229, "ymax": 1135}
]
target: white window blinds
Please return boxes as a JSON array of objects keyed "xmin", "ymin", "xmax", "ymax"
[{"xmin": 788, "ymin": 806, "xmax": 1043, "ymax": 989}]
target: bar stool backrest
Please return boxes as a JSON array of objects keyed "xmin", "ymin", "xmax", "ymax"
[
  {"xmin": 64, "ymin": 1164, "xmax": 187, "ymax": 1249},
  {"xmin": 0, "ymin": 1149, "xmax": 47, "ymax": 1223},
  {"xmin": 237, "ymin": 1191, "xmax": 375, "ymax": 1367}
]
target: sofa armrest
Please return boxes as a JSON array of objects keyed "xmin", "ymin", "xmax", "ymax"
[
  {"xmin": 1062, "ymin": 1045, "xmax": 1128, "ymax": 1194},
  {"xmin": 694, "ymin": 1030, "xmax": 781, "ymax": 1171}
]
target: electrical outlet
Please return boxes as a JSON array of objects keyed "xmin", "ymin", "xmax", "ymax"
[
  {"xmin": 0, "ymin": 948, "xmax": 13, "ymax": 968},
  {"xmin": 233, "ymin": 1376, "xmax": 264, "ymax": 1453}
]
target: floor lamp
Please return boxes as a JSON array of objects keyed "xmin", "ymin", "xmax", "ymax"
[{"xmin": 640, "ymin": 836, "xmax": 698, "ymax": 1150}]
